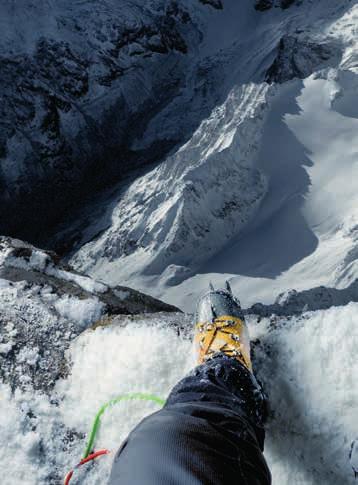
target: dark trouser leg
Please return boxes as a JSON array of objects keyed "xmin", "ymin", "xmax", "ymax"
[{"xmin": 108, "ymin": 355, "xmax": 271, "ymax": 485}]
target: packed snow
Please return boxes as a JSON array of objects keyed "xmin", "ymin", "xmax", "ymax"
[
  {"xmin": 252, "ymin": 303, "xmax": 358, "ymax": 484},
  {"xmin": 0, "ymin": 303, "xmax": 356, "ymax": 484},
  {"xmin": 54, "ymin": 295, "xmax": 105, "ymax": 328}
]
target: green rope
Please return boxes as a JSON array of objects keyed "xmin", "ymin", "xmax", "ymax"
[{"xmin": 83, "ymin": 393, "xmax": 165, "ymax": 459}]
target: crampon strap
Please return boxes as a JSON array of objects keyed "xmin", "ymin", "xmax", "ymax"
[{"xmin": 63, "ymin": 393, "xmax": 164, "ymax": 484}]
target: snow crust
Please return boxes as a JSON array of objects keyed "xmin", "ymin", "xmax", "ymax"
[
  {"xmin": 252, "ymin": 303, "xmax": 358, "ymax": 484},
  {"xmin": 1, "ymin": 304, "xmax": 356, "ymax": 484}
]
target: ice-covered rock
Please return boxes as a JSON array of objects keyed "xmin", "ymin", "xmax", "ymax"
[{"xmin": 265, "ymin": 35, "xmax": 340, "ymax": 83}]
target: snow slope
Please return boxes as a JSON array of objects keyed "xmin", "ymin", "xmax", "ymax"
[
  {"xmin": 164, "ymin": 70, "xmax": 358, "ymax": 310},
  {"xmin": 1, "ymin": 294, "xmax": 356, "ymax": 484},
  {"xmin": 0, "ymin": 238, "xmax": 356, "ymax": 483},
  {"xmin": 68, "ymin": 0, "xmax": 358, "ymax": 313}
]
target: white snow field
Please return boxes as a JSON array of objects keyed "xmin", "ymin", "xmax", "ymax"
[{"xmin": 0, "ymin": 303, "xmax": 357, "ymax": 484}]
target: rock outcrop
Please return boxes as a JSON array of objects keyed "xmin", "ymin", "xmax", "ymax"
[
  {"xmin": 246, "ymin": 279, "xmax": 358, "ymax": 317},
  {"xmin": 0, "ymin": 1, "xmax": 203, "ymax": 242},
  {"xmin": 0, "ymin": 236, "xmax": 178, "ymax": 393},
  {"xmin": 265, "ymin": 35, "xmax": 339, "ymax": 83},
  {"xmin": 255, "ymin": 0, "xmax": 298, "ymax": 10},
  {"xmin": 199, "ymin": 0, "xmax": 223, "ymax": 9}
]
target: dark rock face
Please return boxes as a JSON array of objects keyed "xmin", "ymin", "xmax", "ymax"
[
  {"xmin": 280, "ymin": 0, "xmax": 296, "ymax": 9},
  {"xmin": 254, "ymin": 0, "xmax": 297, "ymax": 10},
  {"xmin": 254, "ymin": 0, "xmax": 274, "ymax": 11},
  {"xmin": 0, "ymin": 1, "xmax": 202, "ymax": 243},
  {"xmin": 199, "ymin": 0, "xmax": 223, "ymax": 9},
  {"xmin": 265, "ymin": 35, "xmax": 339, "ymax": 83}
]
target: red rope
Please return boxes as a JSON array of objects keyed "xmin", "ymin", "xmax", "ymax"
[{"xmin": 64, "ymin": 449, "xmax": 110, "ymax": 484}]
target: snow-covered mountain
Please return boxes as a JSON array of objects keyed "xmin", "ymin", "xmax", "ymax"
[
  {"xmin": 3, "ymin": 0, "xmax": 356, "ymax": 314},
  {"xmin": 0, "ymin": 238, "xmax": 357, "ymax": 484},
  {"xmin": 0, "ymin": 0, "xmax": 211, "ymax": 241},
  {"xmin": 55, "ymin": 0, "xmax": 357, "ymax": 313},
  {"xmin": 1, "ymin": 1, "xmax": 357, "ymax": 484}
]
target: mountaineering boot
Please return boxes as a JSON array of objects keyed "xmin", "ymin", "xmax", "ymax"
[{"xmin": 194, "ymin": 282, "xmax": 252, "ymax": 371}]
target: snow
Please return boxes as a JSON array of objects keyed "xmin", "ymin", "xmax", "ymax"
[
  {"xmin": 1, "ymin": 1, "xmax": 357, "ymax": 484},
  {"xmin": 70, "ymin": 81, "xmax": 271, "ymax": 285},
  {"xmin": 1, "ymin": 239, "xmax": 109, "ymax": 295},
  {"xmin": 1, "ymin": 303, "xmax": 356, "ymax": 484},
  {"xmin": 54, "ymin": 295, "xmax": 105, "ymax": 329},
  {"xmin": 46, "ymin": 267, "xmax": 108, "ymax": 294},
  {"xmin": 0, "ymin": 341, "xmax": 13, "ymax": 354},
  {"xmin": 160, "ymin": 71, "xmax": 358, "ymax": 311},
  {"xmin": 57, "ymin": 318, "xmax": 194, "ymax": 483},
  {"xmin": 17, "ymin": 347, "xmax": 40, "ymax": 366},
  {"xmin": 252, "ymin": 303, "xmax": 358, "ymax": 484},
  {"xmin": 0, "ymin": 386, "xmax": 45, "ymax": 485},
  {"xmin": 29, "ymin": 251, "xmax": 48, "ymax": 272},
  {"xmin": 67, "ymin": 1, "xmax": 358, "ymax": 315}
]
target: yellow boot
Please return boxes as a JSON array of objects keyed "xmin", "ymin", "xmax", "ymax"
[{"xmin": 194, "ymin": 283, "xmax": 252, "ymax": 371}]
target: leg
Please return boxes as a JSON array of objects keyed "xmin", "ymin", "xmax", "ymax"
[
  {"xmin": 108, "ymin": 355, "xmax": 271, "ymax": 484},
  {"xmin": 109, "ymin": 287, "xmax": 271, "ymax": 484}
]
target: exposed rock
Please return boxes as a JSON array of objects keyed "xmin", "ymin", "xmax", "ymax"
[
  {"xmin": 280, "ymin": 0, "xmax": 296, "ymax": 9},
  {"xmin": 91, "ymin": 311, "xmax": 192, "ymax": 337},
  {"xmin": 245, "ymin": 279, "xmax": 358, "ymax": 317},
  {"xmin": 0, "ymin": 1, "xmax": 202, "ymax": 243},
  {"xmin": 254, "ymin": 0, "xmax": 274, "ymax": 11},
  {"xmin": 0, "ymin": 236, "xmax": 179, "ymax": 393},
  {"xmin": 265, "ymin": 35, "xmax": 339, "ymax": 83},
  {"xmin": 199, "ymin": 0, "xmax": 223, "ymax": 9},
  {"xmin": 255, "ymin": 0, "xmax": 298, "ymax": 10}
]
